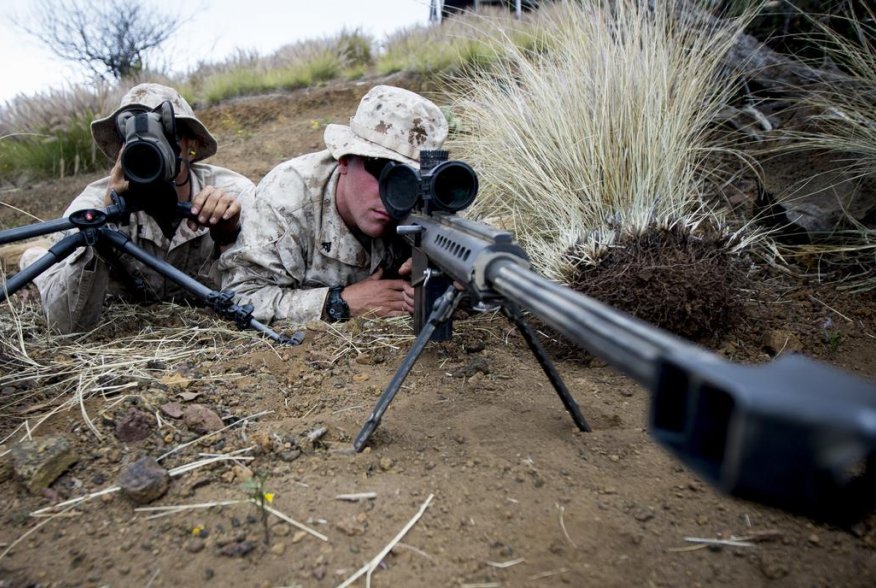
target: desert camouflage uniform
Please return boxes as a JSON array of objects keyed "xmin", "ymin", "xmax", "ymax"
[
  {"xmin": 25, "ymin": 164, "xmax": 253, "ymax": 333},
  {"xmin": 219, "ymin": 150, "xmax": 387, "ymax": 326}
]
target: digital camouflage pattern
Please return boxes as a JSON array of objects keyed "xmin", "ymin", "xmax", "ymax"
[
  {"xmin": 20, "ymin": 164, "xmax": 253, "ymax": 334},
  {"xmin": 219, "ymin": 151, "xmax": 386, "ymax": 326},
  {"xmin": 219, "ymin": 86, "xmax": 449, "ymax": 326},
  {"xmin": 323, "ymin": 85, "xmax": 448, "ymax": 166}
]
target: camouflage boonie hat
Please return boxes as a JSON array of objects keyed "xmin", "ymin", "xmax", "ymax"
[
  {"xmin": 324, "ymin": 85, "xmax": 448, "ymax": 167},
  {"xmin": 91, "ymin": 83, "xmax": 218, "ymax": 162}
]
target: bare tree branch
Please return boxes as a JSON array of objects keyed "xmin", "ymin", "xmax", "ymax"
[{"xmin": 14, "ymin": 0, "xmax": 183, "ymax": 80}]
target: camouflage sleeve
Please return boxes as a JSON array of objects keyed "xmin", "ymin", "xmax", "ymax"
[{"xmin": 218, "ymin": 165, "xmax": 328, "ymax": 326}]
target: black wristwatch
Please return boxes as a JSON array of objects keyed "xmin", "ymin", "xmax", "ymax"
[{"xmin": 324, "ymin": 286, "xmax": 350, "ymax": 322}]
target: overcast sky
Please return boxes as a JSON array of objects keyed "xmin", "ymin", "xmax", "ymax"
[{"xmin": 0, "ymin": 0, "xmax": 433, "ymax": 103}]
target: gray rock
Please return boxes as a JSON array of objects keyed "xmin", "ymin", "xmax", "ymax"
[
  {"xmin": 117, "ymin": 456, "xmax": 169, "ymax": 504},
  {"xmin": 10, "ymin": 436, "xmax": 78, "ymax": 494},
  {"xmin": 183, "ymin": 404, "xmax": 225, "ymax": 434}
]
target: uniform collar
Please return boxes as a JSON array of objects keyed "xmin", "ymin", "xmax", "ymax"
[{"xmin": 318, "ymin": 167, "xmax": 385, "ymax": 271}]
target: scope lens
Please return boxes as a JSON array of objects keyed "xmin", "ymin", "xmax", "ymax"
[
  {"xmin": 122, "ymin": 141, "xmax": 165, "ymax": 184},
  {"xmin": 379, "ymin": 164, "xmax": 420, "ymax": 220},
  {"xmin": 431, "ymin": 161, "xmax": 478, "ymax": 213}
]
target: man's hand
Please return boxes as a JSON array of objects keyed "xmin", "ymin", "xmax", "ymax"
[
  {"xmin": 342, "ymin": 268, "xmax": 414, "ymax": 317},
  {"xmin": 102, "ymin": 154, "xmax": 130, "ymax": 207},
  {"xmin": 189, "ymin": 186, "xmax": 241, "ymax": 242}
]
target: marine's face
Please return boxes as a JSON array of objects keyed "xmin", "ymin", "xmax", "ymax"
[{"xmin": 336, "ymin": 155, "xmax": 394, "ymax": 238}]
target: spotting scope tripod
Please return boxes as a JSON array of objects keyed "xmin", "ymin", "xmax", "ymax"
[{"xmin": 0, "ymin": 190, "xmax": 302, "ymax": 345}]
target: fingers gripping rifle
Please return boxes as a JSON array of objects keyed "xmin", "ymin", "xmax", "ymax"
[{"xmin": 355, "ymin": 150, "xmax": 876, "ymax": 523}]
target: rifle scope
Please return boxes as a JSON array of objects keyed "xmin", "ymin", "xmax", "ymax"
[
  {"xmin": 379, "ymin": 150, "xmax": 478, "ymax": 219},
  {"xmin": 116, "ymin": 101, "xmax": 180, "ymax": 185}
]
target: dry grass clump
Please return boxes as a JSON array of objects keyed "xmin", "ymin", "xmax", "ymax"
[
  {"xmin": 378, "ymin": 7, "xmax": 543, "ymax": 77},
  {"xmin": 450, "ymin": 0, "xmax": 755, "ymax": 284},
  {"xmin": 770, "ymin": 6, "xmax": 876, "ymax": 290},
  {"xmin": 185, "ymin": 29, "xmax": 375, "ymax": 105},
  {"xmin": 782, "ymin": 6, "xmax": 876, "ymax": 178},
  {"xmin": 0, "ymin": 295, "xmax": 267, "ymax": 441},
  {"xmin": 0, "ymin": 84, "xmax": 123, "ymax": 181}
]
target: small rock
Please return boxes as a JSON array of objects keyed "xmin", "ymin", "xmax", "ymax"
[
  {"xmin": 355, "ymin": 353, "xmax": 373, "ymax": 365},
  {"xmin": 291, "ymin": 531, "xmax": 307, "ymax": 544},
  {"xmin": 10, "ymin": 436, "xmax": 78, "ymax": 494},
  {"xmin": 117, "ymin": 457, "xmax": 169, "ymax": 505},
  {"xmin": 379, "ymin": 457, "xmax": 394, "ymax": 471},
  {"xmin": 279, "ymin": 449, "xmax": 301, "ymax": 463},
  {"xmin": 220, "ymin": 540, "xmax": 256, "ymax": 557},
  {"xmin": 335, "ymin": 517, "xmax": 366, "ymax": 536},
  {"xmin": 272, "ymin": 524, "xmax": 291, "ymax": 537},
  {"xmin": 115, "ymin": 408, "xmax": 154, "ymax": 442},
  {"xmin": 453, "ymin": 357, "xmax": 490, "ymax": 378},
  {"xmin": 185, "ymin": 538, "xmax": 205, "ymax": 553},
  {"xmin": 763, "ymin": 330, "xmax": 803, "ymax": 355},
  {"xmin": 270, "ymin": 542, "xmax": 286, "ymax": 555},
  {"xmin": 159, "ymin": 402, "xmax": 184, "ymax": 419},
  {"xmin": 183, "ymin": 404, "xmax": 224, "ymax": 434},
  {"xmin": 808, "ymin": 533, "xmax": 820, "ymax": 546}
]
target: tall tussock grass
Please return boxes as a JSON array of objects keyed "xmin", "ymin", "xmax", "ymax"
[
  {"xmin": 0, "ymin": 85, "xmax": 123, "ymax": 182},
  {"xmin": 450, "ymin": 0, "xmax": 754, "ymax": 283},
  {"xmin": 770, "ymin": 5, "xmax": 876, "ymax": 291},
  {"xmin": 782, "ymin": 5, "xmax": 876, "ymax": 178}
]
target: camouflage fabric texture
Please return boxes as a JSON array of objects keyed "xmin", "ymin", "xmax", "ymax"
[
  {"xmin": 219, "ymin": 151, "xmax": 386, "ymax": 326},
  {"xmin": 219, "ymin": 85, "xmax": 449, "ymax": 326},
  {"xmin": 20, "ymin": 164, "xmax": 253, "ymax": 334}
]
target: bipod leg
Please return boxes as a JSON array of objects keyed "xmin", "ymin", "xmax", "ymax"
[
  {"xmin": 501, "ymin": 303, "xmax": 591, "ymax": 432},
  {"xmin": 1, "ymin": 233, "xmax": 87, "ymax": 302},
  {"xmin": 354, "ymin": 285, "xmax": 462, "ymax": 452}
]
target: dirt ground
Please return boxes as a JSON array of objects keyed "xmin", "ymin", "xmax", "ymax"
[{"xmin": 1, "ymin": 76, "xmax": 876, "ymax": 588}]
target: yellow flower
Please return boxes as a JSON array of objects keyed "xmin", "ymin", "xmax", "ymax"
[
  {"xmin": 192, "ymin": 525, "xmax": 204, "ymax": 536},
  {"xmin": 263, "ymin": 492, "xmax": 274, "ymax": 503}
]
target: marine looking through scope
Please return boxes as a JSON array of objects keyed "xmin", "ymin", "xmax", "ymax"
[
  {"xmin": 378, "ymin": 150, "xmax": 479, "ymax": 219},
  {"xmin": 115, "ymin": 100, "xmax": 180, "ymax": 185}
]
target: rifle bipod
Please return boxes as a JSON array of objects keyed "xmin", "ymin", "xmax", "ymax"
[
  {"xmin": 0, "ymin": 199, "xmax": 302, "ymax": 346},
  {"xmin": 353, "ymin": 286, "xmax": 590, "ymax": 452}
]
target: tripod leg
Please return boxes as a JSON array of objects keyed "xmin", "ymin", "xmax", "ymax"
[
  {"xmin": 98, "ymin": 228, "xmax": 302, "ymax": 344},
  {"xmin": 354, "ymin": 286, "xmax": 462, "ymax": 452},
  {"xmin": 501, "ymin": 303, "xmax": 591, "ymax": 432},
  {"xmin": 0, "ymin": 218, "xmax": 75, "ymax": 246},
  {"xmin": 0, "ymin": 233, "xmax": 86, "ymax": 303}
]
